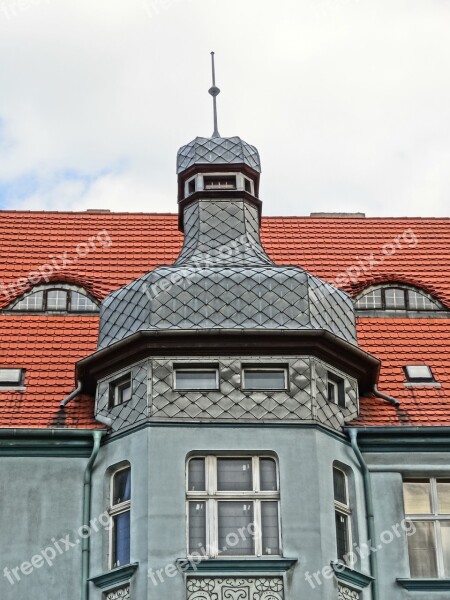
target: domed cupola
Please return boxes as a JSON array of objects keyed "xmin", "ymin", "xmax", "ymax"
[{"xmin": 96, "ymin": 54, "xmax": 358, "ymax": 350}]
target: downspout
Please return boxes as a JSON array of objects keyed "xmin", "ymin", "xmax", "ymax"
[
  {"xmin": 373, "ymin": 384, "xmax": 399, "ymax": 407},
  {"xmin": 82, "ymin": 430, "xmax": 104, "ymax": 600},
  {"xmin": 60, "ymin": 380, "xmax": 83, "ymax": 408},
  {"xmin": 348, "ymin": 428, "xmax": 379, "ymax": 600}
]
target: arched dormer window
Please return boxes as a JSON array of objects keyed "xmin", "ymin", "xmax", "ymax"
[
  {"xmin": 6, "ymin": 284, "xmax": 99, "ymax": 313},
  {"xmin": 355, "ymin": 285, "xmax": 444, "ymax": 312}
]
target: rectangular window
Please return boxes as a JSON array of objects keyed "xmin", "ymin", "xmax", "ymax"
[
  {"xmin": 46, "ymin": 289, "xmax": 68, "ymax": 311},
  {"xmin": 404, "ymin": 478, "xmax": 450, "ymax": 578},
  {"xmin": 110, "ymin": 467, "xmax": 131, "ymax": 569},
  {"xmin": 328, "ymin": 372, "xmax": 346, "ymax": 408},
  {"xmin": 242, "ymin": 367, "xmax": 287, "ymax": 391},
  {"xmin": 203, "ymin": 175, "xmax": 236, "ymax": 190},
  {"xmin": 174, "ymin": 367, "xmax": 219, "ymax": 391},
  {"xmin": 109, "ymin": 373, "xmax": 132, "ymax": 408},
  {"xmin": 333, "ymin": 467, "xmax": 352, "ymax": 563},
  {"xmin": 384, "ymin": 288, "xmax": 406, "ymax": 309},
  {"xmin": 186, "ymin": 456, "xmax": 280, "ymax": 558},
  {"xmin": 0, "ymin": 368, "xmax": 25, "ymax": 388}
]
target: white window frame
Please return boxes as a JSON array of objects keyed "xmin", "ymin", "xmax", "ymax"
[
  {"xmin": 327, "ymin": 371, "xmax": 346, "ymax": 408},
  {"xmin": 109, "ymin": 373, "xmax": 132, "ymax": 408},
  {"xmin": 333, "ymin": 467, "xmax": 353, "ymax": 564},
  {"xmin": 186, "ymin": 455, "xmax": 281, "ymax": 558},
  {"xmin": 174, "ymin": 367, "xmax": 219, "ymax": 391},
  {"xmin": 404, "ymin": 477, "xmax": 450, "ymax": 578},
  {"xmin": 108, "ymin": 466, "xmax": 131, "ymax": 570},
  {"xmin": 241, "ymin": 367, "xmax": 288, "ymax": 391}
]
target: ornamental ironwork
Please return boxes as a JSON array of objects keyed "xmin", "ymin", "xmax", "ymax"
[
  {"xmin": 338, "ymin": 583, "xmax": 360, "ymax": 600},
  {"xmin": 186, "ymin": 577, "xmax": 284, "ymax": 600},
  {"xmin": 105, "ymin": 586, "xmax": 130, "ymax": 600}
]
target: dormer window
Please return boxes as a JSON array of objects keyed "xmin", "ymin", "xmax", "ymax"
[
  {"xmin": 204, "ymin": 175, "xmax": 236, "ymax": 190},
  {"xmin": 7, "ymin": 284, "xmax": 99, "ymax": 314},
  {"xmin": 355, "ymin": 285, "xmax": 444, "ymax": 312}
]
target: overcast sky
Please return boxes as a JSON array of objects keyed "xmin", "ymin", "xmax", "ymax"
[{"xmin": 0, "ymin": 0, "xmax": 449, "ymax": 217}]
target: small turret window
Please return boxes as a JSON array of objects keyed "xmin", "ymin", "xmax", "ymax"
[
  {"xmin": 355, "ymin": 285, "xmax": 443, "ymax": 312},
  {"xmin": 204, "ymin": 175, "xmax": 236, "ymax": 190}
]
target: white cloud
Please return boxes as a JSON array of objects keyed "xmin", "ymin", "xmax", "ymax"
[{"xmin": 0, "ymin": 0, "xmax": 449, "ymax": 216}]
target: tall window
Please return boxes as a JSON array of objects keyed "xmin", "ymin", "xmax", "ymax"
[
  {"xmin": 333, "ymin": 467, "xmax": 352, "ymax": 563},
  {"xmin": 187, "ymin": 456, "xmax": 280, "ymax": 558},
  {"xmin": 403, "ymin": 478, "xmax": 450, "ymax": 578},
  {"xmin": 109, "ymin": 466, "xmax": 131, "ymax": 569}
]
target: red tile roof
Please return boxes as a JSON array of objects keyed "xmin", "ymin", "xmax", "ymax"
[{"xmin": 0, "ymin": 211, "xmax": 449, "ymax": 429}]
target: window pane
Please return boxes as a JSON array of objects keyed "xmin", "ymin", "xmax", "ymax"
[
  {"xmin": 218, "ymin": 501, "xmax": 254, "ymax": 556},
  {"xmin": 243, "ymin": 369, "xmax": 286, "ymax": 390},
  {"xmin": 70, "ymin": 291, "xmax": 97, "ymax": 312},
  {"xmin": 113, "ymin": 511, "xmax": 130, "ymax": 567},
  {"xmin": 404, "ymin": 365, "xmax": 434, "ymax": 382},
  {"xmin": 407, "ymin": 521, "xmax": 438, "ymax": 578},
  {"xmin": 333, "ymin": 468, "xmax": 347, "ymax": 505},
  {"xmin": 188, "ymin": 501, "xmax": 206, "ymax": 555},
  {"xmin": 113, "ymin": 468, "xmax": 131, "ymax": 505},
  {"xmin": 261, "ymin": 501, "xmax": 280, "ymax": 555},
  {"xmin": 14, "ymin": 291, "xmax": 44, "ymax": 311},
  {"xmin": 175, "ymin": 370, "xmax": 217, "ymax": 390},
  {"xmin": 217, "ymin": 458, "xmax": 252, "ymax": 491},
  {"xmin": 119, "ymin": 381, "xmax": 132, "ymax": 404},
  {"xmin": 407, "ymin": 290, "xmax": 439, "ymax": 311},
  {"xmin": 355, "ymin": 289, "xmax": 382, "ymax": 310},
  {"xmin": 0, "ymin": 368, "xmax": 23, "ymax": 384},
  {"xmin": 335, "ymin": 511, "xmax": 350, "ymax": 562},
  {"xmin": 46, "ymin": 290, "xmax": 68, "ymax": 311},
  {"xmin": 327, "ymin": 381, "xmax": 336, "ymax": 403},
  {"xmin": 441, "ymin": 522, "xmax": 450, "ymax": 578},
  {"xmin": 188, "ymin": 458, "xmax": 206, "ymax": 492},
  {"xmin": 384, "ymin": 288, "xmax": 406, "ymax": 309},
  {"xmin": 260, "ymin": 458, "xmax": 278, "ymax": 491},
  {"xmin": 404, "ymin": 481, "xmax": 431, "ymax": 514},
  {"xmin": 438, "ymin": 480, "xmax": 450, "ymax": 514}
]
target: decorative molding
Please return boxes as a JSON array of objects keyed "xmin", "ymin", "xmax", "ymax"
[
  {"xmin": 186, "ymin": 577, "xmax": 284, "ymax": 600},
  {"xmin": 90, "ymin": 563, "xmax": 139, "ymax": 590},
  {"xmin": 396, "ymin": 578, "xmax": 450, "ymax": 591},
  {"xmin": 338, "ymin": 584, "xmax": 360, "ymax": 600},
  {"xmin": 177, "ymin": 558, "xmax": 297, "ymax": 574},
  {"xmin": 331, "ymin": 562, "xmax": 374, "ymax": 589},
  {"xmin": 105, "ymin": 586, "xmax": 130, "ymax": 600}
]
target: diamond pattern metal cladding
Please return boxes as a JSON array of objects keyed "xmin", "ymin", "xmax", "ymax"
[{"xmin": 177, "ymin": 137, "xmax": 261, "ymax": 173}]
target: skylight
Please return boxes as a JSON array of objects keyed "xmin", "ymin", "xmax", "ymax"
[
  {"xmin": 404, "ymin": 365, "xmax": 435, "ymax": 383},
  {"xmin": 0, "ymin": 368, "xmax": 25, "ymax": 387}
]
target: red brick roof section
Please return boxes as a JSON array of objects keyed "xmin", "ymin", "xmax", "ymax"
[{"xmin": 0, "ymin": 211, "xmax": 449, "ymax": 429}]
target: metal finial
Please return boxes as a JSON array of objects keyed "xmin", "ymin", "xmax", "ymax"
[{"xmin": 208, "ymin": 51, "xmax": 221, "ymax": 138}]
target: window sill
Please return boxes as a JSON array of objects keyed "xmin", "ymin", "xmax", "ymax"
[
  {"xmin": 397, "ymin": 578, "xmax": 450, "ymax": 591},
  {"xmin": 89, "ymin": 563, "xmax": 139, "ymax": 590},
  {"xmin": 177, "ymin": 557, "xmax": 297, "ymax": 574},
  {"xmin": 331, "ymin": 562, "xmax": 374, "ymax": 590}
]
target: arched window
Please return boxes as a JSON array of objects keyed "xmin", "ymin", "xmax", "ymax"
[
  {"xmin": 355, "ymin": 285, "xmax": 444, "ymax": 312},
  {"xmin": 6, "ymin": 284, "xmax": 98, "ymax": 313}
]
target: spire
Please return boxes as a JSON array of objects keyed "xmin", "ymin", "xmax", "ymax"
[{"xmin": 208, "ymin": 51, "xmax": 221, "ymax": 138}]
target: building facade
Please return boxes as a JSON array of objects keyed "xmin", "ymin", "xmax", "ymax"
[{"xmin": 0, "ymin": 130, "xmax": 450, "ymax": 600}]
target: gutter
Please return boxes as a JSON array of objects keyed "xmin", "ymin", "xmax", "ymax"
[
  {"xmin": 82, "ymin": 430, "xmax": 105, "ymax": 600},
  {"xmin": 348, "ymin": 428, "xmax": 379, "ymax": 600}
]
